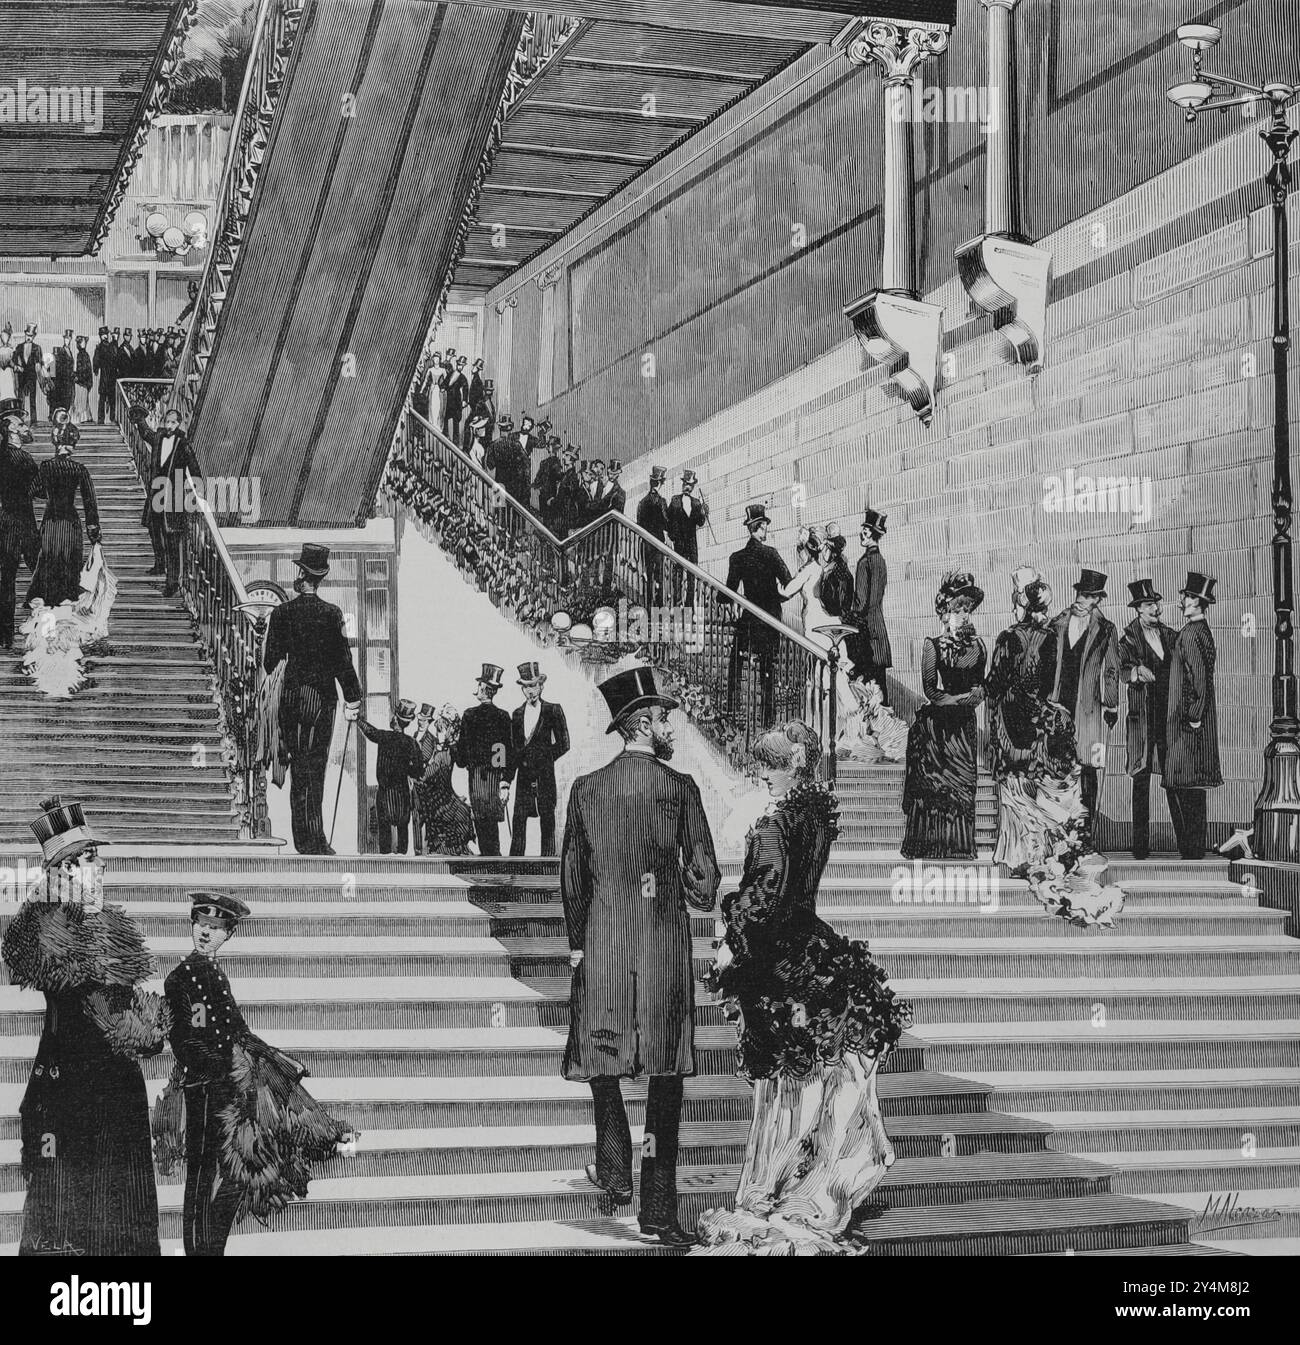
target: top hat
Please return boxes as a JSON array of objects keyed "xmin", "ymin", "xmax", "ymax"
[
  {"xmin": 519, "ymin": 416, "xmax": 536, "ymax": 432},
  {"xmin": 62, "ymin": 329, "xmax": 73, "ymax": 339},
  {"xmin": 51, "ymin": 408, "xmax": 70, "ymax": 426},
  {"xmin": 0, "ymin": 396, "xmax": 24, "ymax": 419},
  {"xmin": 123, "ymin": 328, "xmax": 133, "ymax": 337},
  {"xmin": 579, "ymin": 460, "xmax": 591, "ymax": 473},
  {"xmin": 599, "ymin": 665, "xmax": 678, "ymax": 733},
  {"xmin": 649, "ymin": 465, "xmax": 667, "ymax": 484},
  {"xmin": 23, "ymin": 324, "xmax": 36, "ymax": 335},
  {"xmin": 484, "ymin": 379, "xmax": 495, "ymax": 390},
  {"xmin": 112, "ymin": 327, "xmax": 121, "ymax": 336},
  {"xmin": 517, "ymin": 660, "xmax": 545, "ymax": 685},
  {"xmin": 744, "ymin": 503, "xmax": 771, "ymax": 529},
  {"xmin": 477, "ymin": 663, "xmax": 505, "ymax": 689},
  {"xmin": 30, "ymin": 795, "xmax": 99, "ymax": 867},
  {"xmin": 75, "ymin": 334, "xmax": 87, "ymax": 344},
  {"xmin": 607, "ymin": 459, "xmax": 622, "ymax": 474},
  {"xmin": 97, "ymin": 326, "xmax": 109, "ymax": 337},
  {"xmin": 861, "ymin": 507, "xmax": 888, "ymax": 536},
  {"xmin": 418, "ymin": 702, "xmax": 437, "ymax": 719},
  {"xmin": 292, "ymin": 542, "xmax": 331, "ymax": 577},
  {"xmin": 188, "ymin": 890, "xmax": 250, "ymax": 925},
  {"xmin": 394, "ymin": 698, "xmax": 418, "ymax": 724},
  {"xmin": 1127, "ymin": 578, "xmax": 1163, "ymax": 608},
  {"xmin": 563, "ymin": 442, "xmax": 578, "ymax": 458},
  {"xmin": 1180, "ymin": 572, "xmax": 1218, "ymax": 605},
  {"xmin": 472, "ymin": 358, "xmax": 485, "ymax": 369},
  {"xmin": 1073, "ymin": 568, "xmax": 1108, "ymax": 597},
  {"xmin": 681, "ymin": 469, "xmax": 698, "ymax": 486}
]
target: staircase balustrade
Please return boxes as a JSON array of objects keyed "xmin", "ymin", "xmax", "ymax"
[
  {"xmin": 117, "ymin": 378, "xmax": 269, "ymax": 840},
  {"xmin": 383, "ymin": 410, "xmax": 838, "ymax": 776}
]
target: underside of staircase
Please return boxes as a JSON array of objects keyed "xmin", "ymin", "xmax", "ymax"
[{"xmin": 0, "ymin": 424, "xmax": 240, "ymax": 847}]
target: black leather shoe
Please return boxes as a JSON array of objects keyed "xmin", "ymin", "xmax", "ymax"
[
  {"xmin": 585, "ymin": 1164, "xmax": 632, "ymax": 1205},
  {"xmin": 640, "ymin": 1220, "xmax": 697, "ymax": 1247}
]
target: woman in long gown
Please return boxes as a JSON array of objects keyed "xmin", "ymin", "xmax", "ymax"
[
  {"xmin": 0, "ymin": 333, "xmax": 16, "ymax": 402},
  {"xmin": 985, "ymin": 565, "xmax": 1088, "ymax": 875},
  {"xmin": 1, "ymin": 798, "xmax": 169, "ymax": 1255},
  {"xmin": 416, "ymin": 706, "xmax": 475, "ymax": 855},
  {"xmin": 901, "ymin": 572, "xmax": 988, "ymax": 859},
  {"xmin": 696, "ymin": 722, "xmax": 912, "ymax": 1256},
  {"xmin": 27, "ymin": 421, "xmax": 99, "ymax": 608}
]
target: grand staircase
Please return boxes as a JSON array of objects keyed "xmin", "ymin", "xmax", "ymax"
[{"xmin": 0, "ymin": 422, "xmax": 240, "ymax": 846}]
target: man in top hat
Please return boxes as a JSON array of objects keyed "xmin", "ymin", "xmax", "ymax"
[
  {"xmin": 454, "ymin": 663, "xmax": 513, "ymax": 856},
  {"xmin": 552, "ymin": 444, "xmax": 584, "ymax": 540},
  {"xmin": 51, "ymin": 330, "xmax": 76, "ymax": 417},
  {"xmin": 118, "ymin": 327, "xmax": 137, "ymax": 382},
  {"xmin": 845, "ymin": 507, "xmax": 894, "ymax": 704},
  {"xmin": 14, "ymin": 324, "xmax": 42, "ymax": 424},
  {"xmin": 164, "ymin": 890, "xmax": 253, "ymax": 1255},
  {"xmin": 588, "ymin": 459, "xmax": 626, "ymax": 522},
  {"xmin": 532, "ymin": 438, "xmax": 565, "ymax": 535},
  {"xmin": 725, "ymin": 503, "xmax": 793, "ymax": 724},
  {"xmin": 666, "ymin": 468, "xmax": 709, "ymax": 606},
  {"xmin": 495, "ymin": 418, "xmax": 533, "ymax": 510},
  {"xmin": 637, "ymin": 466, "xmax": 671, "ymax": 607},
  {"xmin": 93, "ymin": 325, "xmax": 118, "ymax": 424},
  {"xmin": 1119, "ymin": 579, "xmax": 1178, "ymax": 859},
  {"xmin": 507, "ymin": 662, "xmax": 570, "ymax": 856},
  {"xmin": 1050, "ymin": 568, "xmax": 1120, "ymax": 841},
  {"xmin": 0, "ymin": 397, "xmax": 39, "ymax": 649},
  {"xmin": 358, "ymin": 698, "xmax": 425, "ymax": 854},
  {"xmin": 467, "ymin": 357, "xmax": 487, "ymax": 426},
  {"xmin": 441, "ymin": 355, "xmax": 470, "ymax": 443},
  {"xmin": 562, "ymin": 665, "xmax": 719, "ymax": 1246},
  {"xmin": 129, "ymin": 401, "xmax": 201, "ymax": 597},
  {"xmin": 263, "ymin": 544, "xmax": 362, "ymax": 854},
  {"xmin": 1163, "ymin": 573, "xmax": 1222, "ymax": 859}
]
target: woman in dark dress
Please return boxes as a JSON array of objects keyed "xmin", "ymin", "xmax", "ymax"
[
  {"xmin": 901, "ymin": 572, "xmax": 988, "ymax": 859},
  {"xmin": 697, "ymin": 722, "xmax": 912, "ymax": 1256},
  {"xmin": 27, "ymin": 429, "xmax": 99, "ymax": 608},
  {"xmin": 1, "ymin": 798, "xmax": 168, "ymax": 1256},
  {"xmin": 415, "ymin": 706, "xmax": 475, "ymax": 856}
]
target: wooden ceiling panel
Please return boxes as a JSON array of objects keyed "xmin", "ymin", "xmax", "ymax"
[
  {"xmin": 570, "ymin": 23, "xmax": 805, "ymax": 77},
  {"xmin": 533, "ymin": 63, "xmax": 754, "ymax": 118},
  {"xmin": 491, "ymin": 149, "xmax": 646, "ymax": 196},
  {"xmin": 474, "ymin": 188, "xmax": 596, "ymax": 233},
  {"xmin": 466, "ymin": 222, "xmax": 562, "ymax": 256},
  {"xmin": 507, "ymin": 107, "xmax": 693, "ymax": 158}
]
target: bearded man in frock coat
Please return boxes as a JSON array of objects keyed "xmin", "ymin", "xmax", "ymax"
[{"xmin": 563, "ymin": 666, "xmax": 720, "ymax": 1246}]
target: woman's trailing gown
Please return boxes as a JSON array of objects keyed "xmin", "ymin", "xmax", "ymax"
[
  {"xmin": 1, "ymin": 901, "xmax": 169, "ymax": 1256},
  {"xmin": 696, "ymin": 780, "xmax": 912, "ymax": 1255},
  {"xmin": 901, "ymin": 632, "xmax": 987, "ymax": 859},
  {"xmin": 985, "ymin": 620, "xmax": 1086, "ymax": 874}
]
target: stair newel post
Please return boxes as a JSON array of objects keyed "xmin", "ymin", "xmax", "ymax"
[{"xmin": 827, "ymin": 641, "xmax": 839, "ymax": 787}]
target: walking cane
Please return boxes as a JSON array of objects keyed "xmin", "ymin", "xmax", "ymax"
[{"xmin": 328, "ymin": 717, "xmax": 355, "ymax": 851}]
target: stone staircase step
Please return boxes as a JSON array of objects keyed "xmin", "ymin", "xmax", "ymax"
[
  {"xmin": 1093, "ymin": 1146, "xmax": 1300, "ymax": 1199},
  {"xmin": 1032, "ymin": 1108, "xmax": 1300, "ymax": 1154},
  {"xmin": 973, "ymin": 1067, "xmax": 1300, "ymax": 1114}
]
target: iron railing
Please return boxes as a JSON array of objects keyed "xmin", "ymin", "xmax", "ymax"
[
  {"xmin": 117, "ymin": 379, "xmax": 268, "ymax": 839},
  {"xmin": 383, "ymin": 411, "xmax": 840, "ymax": 777}
]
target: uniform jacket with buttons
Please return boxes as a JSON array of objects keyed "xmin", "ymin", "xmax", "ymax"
[{"xmin": 164, "ymin": 952, "xmax": 251, "ymax": 1086}]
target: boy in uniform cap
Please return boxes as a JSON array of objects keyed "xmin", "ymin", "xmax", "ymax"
[
  {"xmin": 1050, "ymin": 568, "xmax": 1120, "ymax": 843},
  {"xmin": 508, "ymin": 662, "xmax": 570, "ymax": 856},
  {"xmin": 1118, "ymin": 579, "xmax": 1177, "ymax": 859},
  {"xmin": 454, "ymin": 663, "xmax": 513, "ymax": 855},
  {"xmin": 666, "ymin": 468, "xmax": 709, "ymax": 606},
  {"xmin": 164, "ymin": 891, "xmax": 251, "ymax": 1254},
  {"xmin": 263, "ymin": 544, "xmax": 362, "ymax": 854},
  {"xmin": 563, "ymin": 666, "xmax": 719, "ymax": 1246},
  {"xmin": 1163, "ymin": 573, "xmax": 1222, "ymax": 859},
  {"xmin": 358, "ymin": 697, "xmax": 424, "ymax": 853}
]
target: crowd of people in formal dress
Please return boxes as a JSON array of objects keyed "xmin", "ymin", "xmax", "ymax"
[{"xmin": 0, "ymin": 322, "xmax": 185, "ymax": 426}]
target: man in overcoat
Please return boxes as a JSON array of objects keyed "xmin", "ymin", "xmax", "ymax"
[
  {"xmin": 454, "ymin": 663, "xmax": 513, "ymax": 856},
  {"xmin": 724, "ymin": 503, "xmax": 792, "ymax": 724},
  {"xmin": 636, "ymin": 466, "xmax": 670, "ymax": 607},
  {"xmin": 845, "ymin": 507, "xmax": 893, "ymax": 703},
  {"xmin": 562, "ymin": 665, "xmax": 719, "ymax": 1246},
  {"xmin": 1118, "ymin": 579, "xmax": 1177, "ymax": 859},
  {"xmin": 1050, "ymin": 568, "xmax": 1121, "ymax": 842},
  {"xmin": 1163, "ymin": 573, "xmax": 1222, "ymax": 859},
  {"xmin": 508, "ymin": 662, "xmax": 569, "ymax": 856},
  {"xmin": 0, "ymin": 397, "xmax": 39, "ymax": 650}
]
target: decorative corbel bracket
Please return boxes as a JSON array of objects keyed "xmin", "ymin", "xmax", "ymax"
[
  {"xmin": 844, "ymin": 289, "xmax": 944, "ymax": 426},
  {"xmin": 955, "ymin": 233, "xmax": 1053, "ymax": 371}
]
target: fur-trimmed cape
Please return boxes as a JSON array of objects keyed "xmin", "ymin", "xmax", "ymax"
[
  {"xmin": 152, "ymin": 1041, "xmax": 354, "ymax": 1223},
  {"xmin": 2, "ymin": 900, "xmax": 156, "ymax": 993}
]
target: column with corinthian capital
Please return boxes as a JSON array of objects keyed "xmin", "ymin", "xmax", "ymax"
[{"xmin": 837, "ymin": 18, "xmax": 950, "ymax": 426}]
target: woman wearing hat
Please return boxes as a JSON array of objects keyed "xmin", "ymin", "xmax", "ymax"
[
  {"xmin": 698, "ymin": 721, "xmax": 910, "ymax": 1255},
  {"xmin": 415, "ymin": 705, "xmax": 475, "ymax": 856},
  {"xmin": 26, "ymin": 411, "xmax": 99, "ymax": 609},
  {"xmin": 1, "ymin": 797, "xmax": 169, "ymax": 1255},
  {"xmin": 901, "ymin": 572, "xmax": 988, "ymax": 859},
  {"xmin": 72, "ymin": 335, "xmax": 93, "ymax": 424},
  {"xmin": 986, "ymin": 566, "xmax": 1088, "ymax": 875}
]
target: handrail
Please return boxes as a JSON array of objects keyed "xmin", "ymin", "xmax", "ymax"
[
  {"xmin": 168, "ymin": 0, "xmax": 308, "ymax": 423},
  {"xmin": 404, "ymin": 411, "xmax": 831, "ymax": 664},
  {"xmin": 116, "ymin": 378, "xmax": 267, "ymax": 839},
  {"xmin": 386, "ymin": 409, "xmax": 842, "ymax": 774}
]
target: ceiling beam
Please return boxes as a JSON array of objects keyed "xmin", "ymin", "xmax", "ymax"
[{"xmin": 451, "ymin": 1, "xmax": 872, "ymax": 44}]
